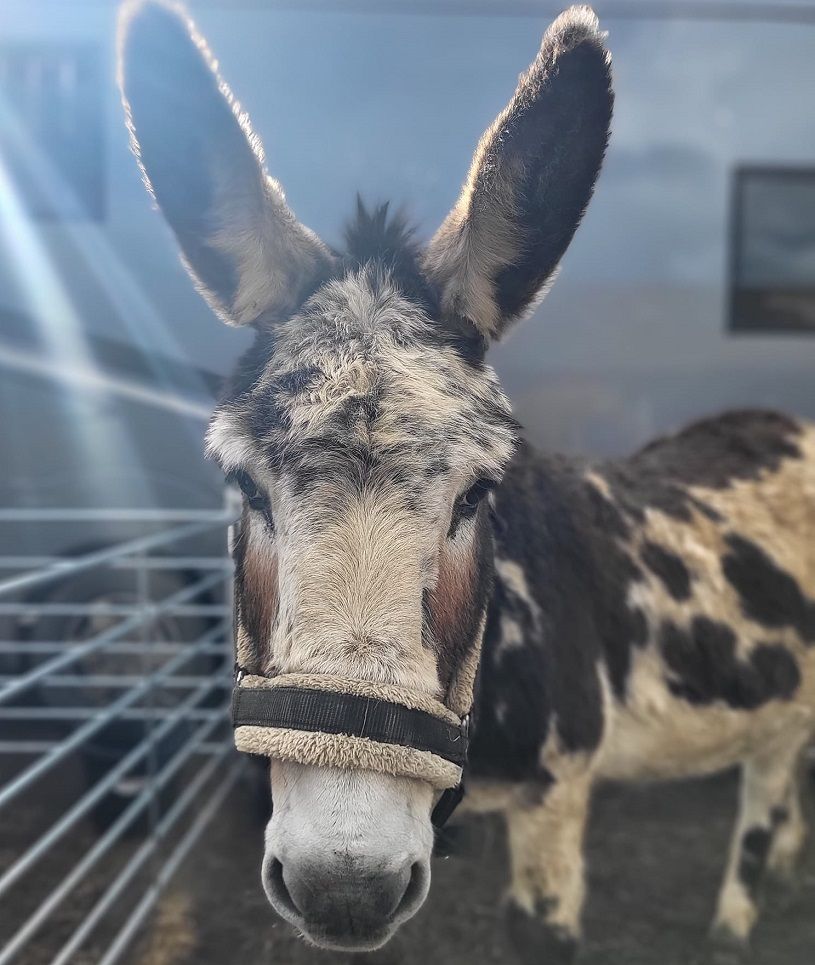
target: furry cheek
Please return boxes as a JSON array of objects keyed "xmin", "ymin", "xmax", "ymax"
[
  {"xmin": 235, "ymin": 516, "xmax": 280, "ymax": 674},
  {"xmin": 426, "ymin": 511, "xmax": 493, "ymax": 692}
]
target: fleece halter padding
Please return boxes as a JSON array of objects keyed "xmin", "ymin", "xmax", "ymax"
[{"xmin": 232, "ymin": 672, "xmax": 468, "ymax": 790}]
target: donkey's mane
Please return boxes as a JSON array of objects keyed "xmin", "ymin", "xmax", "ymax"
[
  {"xmin": 342, "ymin": 198, "xmax": 418, "ymax": 268},
  {"xmin": 339, "ymin": 197, "xmax": 490, "ymax": 363},
  {"xmin": 339, "ymin": 198, "xmax": 437, "ymax": 313}
]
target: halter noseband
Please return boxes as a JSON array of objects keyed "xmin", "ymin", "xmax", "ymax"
[{"xmin": 232, "ymin": 669, "xmax": 471, "ymax": 828}]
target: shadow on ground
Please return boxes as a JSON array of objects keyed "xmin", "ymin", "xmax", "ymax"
[{"xmin": 130, "ymin": 769, "xmax": 815, "ymax": 965}]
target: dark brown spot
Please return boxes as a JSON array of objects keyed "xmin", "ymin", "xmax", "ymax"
[
  {"xmin": 722, "ymin": 534, "xmax": 815, "ymax": 644},
  {"xmin": 641, "ymin": 541, "xmax": 692, "ymax": 601},
  {"xmin": 770, "ymin": 806, "xmax": 790, "ymax": 828},
  {"xmin": 660, "ymin": 618, "xmax": 801, "ymax": 709},
  {"xmin": 630, "ymin": 608, "xmax": 649, "ymax": 648},
  {"xmin": 632, "ymin": 409, "xmax": 802, "ymax": 490},
  {"xmin": 738, "ymin": 826, "xmax": 772, "ymax": 897}
]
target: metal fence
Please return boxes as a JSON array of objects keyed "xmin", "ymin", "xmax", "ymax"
[{"xmin": 0, "ymin": 503, "xmax": 241, "ymax": 964}]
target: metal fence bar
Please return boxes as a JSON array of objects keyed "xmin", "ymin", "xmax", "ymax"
[
  {"xmin": 0, "ymin": 518, "xmax": 228, "ymax": 600},
  {"xmin": 0, "ymin": 641, "xmax": 227, "ymax": 655},
  {"xmin": 0, "ymin": 741, "xmax": 56, "ymax": 753},
  {"xmin": 49, "ymin": 747, "xmax": 239, "ymax": 965},
  {"xmin": 0, "ymin": 555, "xmax": 230, "ymax": 571},
  {"xmin": 0, "ymin": 602, "xmax": 228, "ymax": 617},
  {"xmin": 0, "ymin": 719, "xmax": 233, "ymax": 965},
  {"xmin": 97, "ymin": 759, "xmax": 244, "ymax": 965},
  {"xmin": 0, "ymin": 707, "xmax": 225, "ymax": 720},
  {"xmin": 0, "ymin": 742, "xmax": 231, "ymax": 755},
  {"xmin": 0, "ymin": 509, "xmax": 231, "ymax": 523},
  {"xmin": 0, "ymin": 737, "xmax": 234, "ymax": 754},
  {"xmin": 3, "ymin": 674, "xmax": 224, "ymax": 688},
  {"xmin": 0, "ymin": 570, "xmax": 223, "ymax": 706},
  {"xmin": 197, "ymin": 741, "xmax": 229, "ymax": 753},
  {"xmin": 0, "ymin": 683, "xmax": 226, "ymax": 901},
  {"xmin": 0, "ymin": 618, "xmax": 226, "ymax": 811}
]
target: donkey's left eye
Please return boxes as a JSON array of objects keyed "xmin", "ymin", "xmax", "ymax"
[{"xmin": 455, "ymin": 479, "xmax": 492, "ymax": 517}]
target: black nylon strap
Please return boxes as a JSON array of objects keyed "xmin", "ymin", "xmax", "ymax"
[
  {"xmin": 431, "ymin": 782, "xmax": 466, "ymax": 830},
  {"xmin": 232, "ymin": 686, "xmax": 468, "ymax": 768}
]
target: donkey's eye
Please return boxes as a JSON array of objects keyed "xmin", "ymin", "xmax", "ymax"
[
  {"xmin": 455, "ymin": 479, "xmax": 492, "ymax": 517},
  {"xmin": 230, "ymin": 470, "xmax": 272, "ymax": 522}
]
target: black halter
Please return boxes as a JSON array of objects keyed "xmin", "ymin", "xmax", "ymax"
[{"xmin": 232, "ymin": 670, "xmax": 469, "ymax": 828}]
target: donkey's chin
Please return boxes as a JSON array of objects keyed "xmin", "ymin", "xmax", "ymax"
[
  {"xmin": 300, "ymin": 924, "xmax": 396, "ymax": 954},
  {"xmin": 285, "ymin": 881, "xmax": 430, "ymax": 954}
]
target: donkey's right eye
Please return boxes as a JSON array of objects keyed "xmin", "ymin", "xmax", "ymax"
[{"xmin": 230, "ymin": 470, "xmax": 270, "ymax": 519}]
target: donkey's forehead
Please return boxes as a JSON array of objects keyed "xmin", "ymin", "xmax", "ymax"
[{"xmin": 207, "ymin": 270, "xmax": 517, "ymax": 484}]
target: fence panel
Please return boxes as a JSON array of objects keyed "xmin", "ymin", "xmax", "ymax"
[{"xmin": 0, "ymin": 503, "xmax": 241, "ymax": 965}]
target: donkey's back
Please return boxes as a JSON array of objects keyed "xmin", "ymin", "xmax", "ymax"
[{"xmin": 594, "ymin": 409, "xmax": 815, "ymax": 782}]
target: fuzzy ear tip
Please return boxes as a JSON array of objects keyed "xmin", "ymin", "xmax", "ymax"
[
  {"xmin": 546, "ymin": 5, "xmax": 607, "ymax": 49},
  {"xmin": 118, "ymin": 0, "xmax": 215, "ymax": 102},
  {"xmin": 553, "ymin": 5, "xmax": 600, "ymax": 31},
  {"xmin": 117, "ymin": 0, "xmax": 191, "ymax": 56}
]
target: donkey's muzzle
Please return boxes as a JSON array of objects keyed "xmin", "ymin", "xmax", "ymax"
[
  {"xmin": 232, "ymin": 672, "xmax": 468, "ymax": 792},
  {"xmin": 265, "ymin": 853, "xmax": 426, "ymax": 951}
]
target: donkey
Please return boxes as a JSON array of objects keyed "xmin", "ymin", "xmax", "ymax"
[{"xmin": 119, "ymin": 2, "xmax": 815, "ymax": 961}]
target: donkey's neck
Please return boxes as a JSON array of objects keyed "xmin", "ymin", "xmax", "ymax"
[{"xmin": 469, "ymin": 439, "xmax": 638, "ymax": 780}]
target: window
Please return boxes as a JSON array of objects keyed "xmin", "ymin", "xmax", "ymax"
[
  {"xmin": 0, "ymin": 45, "xmax": 104, "ymax": 220},
  {"xmin": 730, "ymin": 166, "xmax": 815, "ymax": 333}
]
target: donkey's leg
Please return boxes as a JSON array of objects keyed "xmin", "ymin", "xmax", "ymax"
[
  {"xmin": 766, "ymin": 754, "xmax": 808, "ymax": 880},
  {"xmin": 711, "ymin": 737, "xmax": 808, "ymax": 952},
  {"xmin": 504, "ymin": 772, "xmax": 592, "ymax": 965}
]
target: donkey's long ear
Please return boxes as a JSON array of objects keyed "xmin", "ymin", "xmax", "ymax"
[
  {"xmin": 424, "ymin": 6, "xmax": 612, "ymax": 341},
  {"xmin": 118, "ymin": 1, "xmax": 333, "ymax": 326}
]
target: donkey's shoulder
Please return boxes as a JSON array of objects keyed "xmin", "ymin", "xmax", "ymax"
[{"xmin": 625, "ymin": 408, "xmax": 809, "ymax": 489}]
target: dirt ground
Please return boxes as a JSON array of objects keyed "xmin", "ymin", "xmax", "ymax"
[{"xmin": 128, "ymin": 768, "xmax": 815, "ymax": 965}]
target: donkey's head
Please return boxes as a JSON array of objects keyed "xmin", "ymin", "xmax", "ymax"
[{"xmin": 120, "ymin": 0, "xmax": 612, "ymax": 950}]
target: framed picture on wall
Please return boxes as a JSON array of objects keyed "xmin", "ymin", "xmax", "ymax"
[{"xmin": 729, "ymin": 166, "xmax": 815, "ymax": 333}]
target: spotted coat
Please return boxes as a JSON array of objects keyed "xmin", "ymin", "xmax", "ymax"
[{"xmin": 474, "ymin": 412, "xmax": 815, "ymax": 786}]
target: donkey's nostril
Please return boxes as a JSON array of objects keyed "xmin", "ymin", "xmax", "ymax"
[
  {"xmin": 266, "ymin": 858, "xmax": 302, "ymax": 919},
  {"xmin": 395, "ymin": 861, "xmax": 427, "ymax": 919}
]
